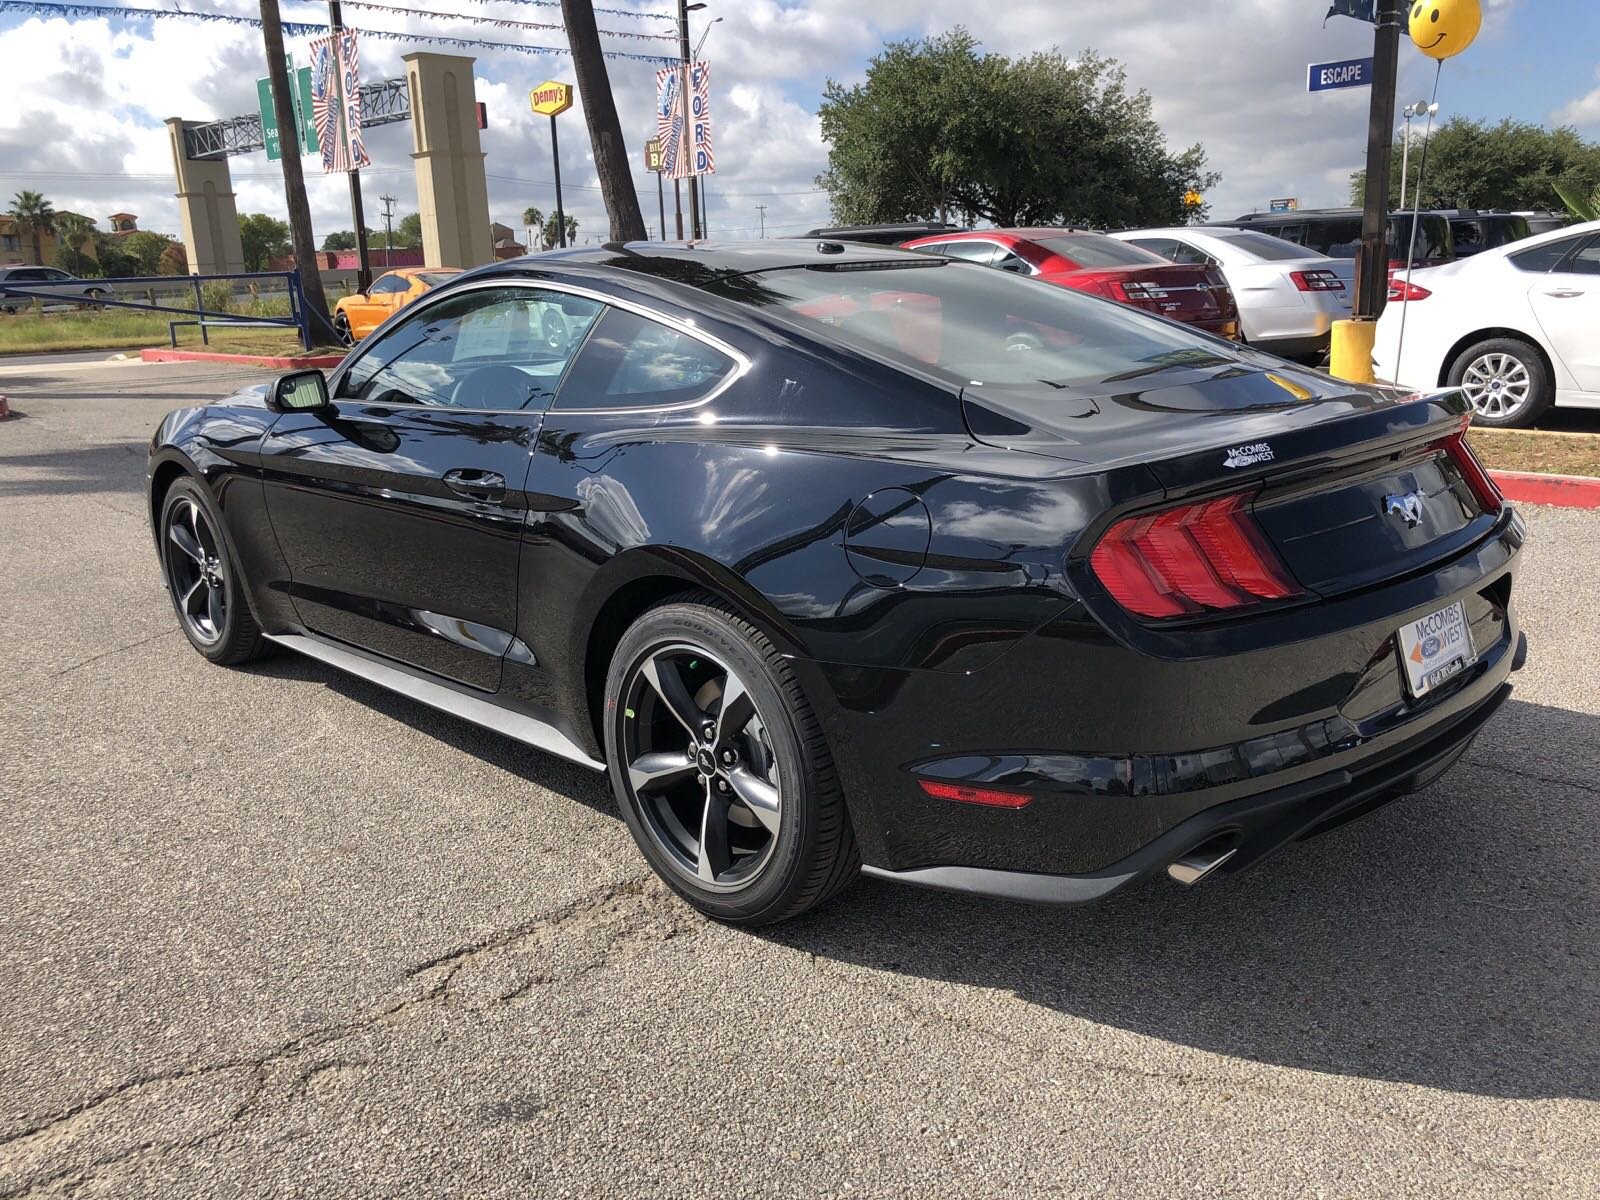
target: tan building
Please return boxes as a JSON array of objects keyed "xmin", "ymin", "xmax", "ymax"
[{"xmin": 0, "ymin": 210, "xmax": 97, "ymax": 267}]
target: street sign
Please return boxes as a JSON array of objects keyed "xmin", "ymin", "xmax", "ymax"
[
  {"xmin": 258, "ymin": 60, "xmax": 318, "ymax": 161},
  {"xmin": 1308, "ymin": 56, "xmax": 1374, "ymax": 92},
  {"xmin": 644, "ymin": 137, "xmax": 663, "ymax": 173},
  {"xmin": 530, "ymin": 81, "xmax": 574, "ymax": 118},
  {"xmin": 1269, "ymin": 198, "xmax": 1299, "ymax": 213}
]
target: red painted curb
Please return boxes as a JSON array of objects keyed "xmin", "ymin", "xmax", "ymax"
[
  {"xmin": 140, "ymin": 348, "xmax": 344, "ymax": 369},
  {"xmin": 1490, "ymin": 470, "xmax": 1600, "ymax": 510}
]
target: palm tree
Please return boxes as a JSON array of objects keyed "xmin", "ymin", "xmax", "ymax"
[
  {"xmin": 8, "ymin": 191, "xmax": 56, "ymax": 266},
  {"xmin": 1554, "ymin": 181, "xmax": 1599, "ymax": 222},
  {"xmin": 522, "ymin": 206, "xmax": 543, "ymax": 253},
  {"xmin": 52, "ymin": 212, "xmax": 97, "ymax": 274},
  {"xmin": 560, "ymin": 0, "xmax": 646, "ymax": 241}
]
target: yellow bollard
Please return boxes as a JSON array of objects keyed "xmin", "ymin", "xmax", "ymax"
[{"xmin": 1329, "ymin": 318, "xmax": 1377, "ymax": 384}]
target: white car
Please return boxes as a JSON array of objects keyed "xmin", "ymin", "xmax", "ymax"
[
  {"xmin": 1372, "ymin": 220, "xmax": 1599, "ymax": 428},
  {"xmin": 1111, "ymin": 226, "xmax": 1353, "ymax": 360}
]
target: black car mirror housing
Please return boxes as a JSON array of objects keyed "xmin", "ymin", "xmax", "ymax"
[{"xmin": 268, "ymin": 369, "xmax": 331, "ymax": 413}]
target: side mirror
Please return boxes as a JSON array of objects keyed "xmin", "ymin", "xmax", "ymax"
[{"xmin": 268, "ymin": 369, "xmax": 331, "ymax": 413}]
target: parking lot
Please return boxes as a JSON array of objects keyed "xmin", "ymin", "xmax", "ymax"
[{"xmin": 2, "ymin": 357, "xmax": 1598, "ymax": 1197}]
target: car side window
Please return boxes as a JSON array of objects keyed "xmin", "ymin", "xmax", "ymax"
[
  {"xmin": 991, "ymin": 248, "xmax": 1034, "ymax": 274},
  {"xmin": 1165, "ymin": 240, "xmax": 1214, "ymax": 267},
  {"xmin": 1128, "ymin": 238, "xmax": 1179, "ymax": 260},
  {"xmin": 1560, "ymin": 238, "xmax": 1600, "ymax": 276},
  {"xmin": 938, "ymin": 241, "xmax": 1003, "ymax": 264},
  {"xmin": 1510, "ymin": 235, "xmax": 1586, "ymax": 274},
  {"xmin": 369, "ymin": 275, "xmax": 408, "ymax": 295},
  {"xmin": 555, "ymin": 306, "xmax": 735, "ymax": 410},
  {"xmin": 337, "ymin": 286, "xmax": 602, "ymax": 411}
]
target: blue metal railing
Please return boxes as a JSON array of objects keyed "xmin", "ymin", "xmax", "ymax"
[{"xmin": 0, "ymin": 269, "xmax": 314, "ymax": 351}]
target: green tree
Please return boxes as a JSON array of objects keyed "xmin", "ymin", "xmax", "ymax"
[
  {"xmin": 817, "ymin": 30, "xmax": 1218, "ymax": 229},
  {"xmin": 51, "ymin": 212, "xmax": 98, "ymax": 275},
  {"xmin": 526, "ymin": 212, "xmax": 577, "ymax": 251},
  {"xmin": 322, "ymin": 230, "xmax": 357, "ymax": 250},
  {"xmin": 8, "ymin": 190, "xmax": 56, "ymax": 266},
  {"xmin": 396, "ymin": 212, "xmax": 422, "ymax": 247},
  {"xmin": 93, "ymin": 235, "xmax": 140, "ymax": 279},
  {"xmin": 1350, "ymin": 117, "xmax": 1600, "ymax": 211},
  {"xmin": 121, "ymin": 230, "xmax": 176, "ymax": 276},
  {"xmin": 238, "ymin": 212, "xmax": 291, "ymax": 272},
  {"xmin": 157, "ymin": 243, "xmax": 188, "ymax": 275}
]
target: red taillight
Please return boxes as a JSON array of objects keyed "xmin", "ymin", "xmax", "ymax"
[
  {"xmin": 1089, "ymin": 492, "xmax": 1304, "ymax": 620},
  {"xmin": 1291, "ymin": 269, "xmax": 1346, "ymax": 292},
  {"xmin": 1442, "ymin": 418, "xmax": 1503, "ymax": 514},
  {"xmin": 1388, "ymin": 278, "xmax": 1432, "ymax": 301},
  {"xmin": 918, "ymin": 779, "xmax": 1033, "ymax": 809}
]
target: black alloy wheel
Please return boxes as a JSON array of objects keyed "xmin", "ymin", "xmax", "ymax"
[
  {"xmin": 605, "ymin": 597, "xmax": 859, "ymax": 924},
  {"xmin": 160, "ymin": 478, "xmax": 265, "ymax": 665},
  {"xmin": 334, "ymin": 311, "xmax": 355, "ymax": 346}
]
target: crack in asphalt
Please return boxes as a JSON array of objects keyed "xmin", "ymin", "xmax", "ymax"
[
  {"xmin": 0, "ymin": 875, "xmax": 678, "ymax": 1198},
  {"xmin": 1461, "ymin": 754, "xmax": 1600, "ymax": 799},
  {"xmin": 0, "ymin": 629, "xmax": 179, "ymax": 702}
]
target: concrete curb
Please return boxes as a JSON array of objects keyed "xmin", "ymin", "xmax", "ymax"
[
  {"xmin": 1491, "ymin": 470, "xmax": 1600, "ymax": 510},
  {"xmin": 140, "ymin": 348, "xmax": 344, "ymax": 369}
]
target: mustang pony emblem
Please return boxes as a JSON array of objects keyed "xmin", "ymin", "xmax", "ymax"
[{"xmin": 1384, "ymin": 490, "xmax": 1426, "ymax": 528}]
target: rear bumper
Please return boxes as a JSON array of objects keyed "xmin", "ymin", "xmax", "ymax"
[
  {"xmin": 863, "ymin": 665, "xmax": 1515, "ymax": 904},
  {"xmin": 801, "ymin": 508, "xmax": 1524, "ymax": 896}
]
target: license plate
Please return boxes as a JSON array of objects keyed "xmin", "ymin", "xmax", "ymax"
[{"xmin": 1397, "ymin": 600, "xmax": 1476, "ymax": 698}]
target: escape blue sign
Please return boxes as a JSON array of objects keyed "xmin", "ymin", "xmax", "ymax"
[{"xmin": 1308, "ymin": 57, "xmax": 1374, "ymax": 91}]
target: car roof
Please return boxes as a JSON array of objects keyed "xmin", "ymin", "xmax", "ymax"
[{"xmin": 478, "ymin": 239, "xmax": 934, "ymax": 287}]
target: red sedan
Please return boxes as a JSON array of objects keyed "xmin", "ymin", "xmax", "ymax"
[{"xmin": 901, "ymin": 228, "xmax": 1240, "ymax": 340}]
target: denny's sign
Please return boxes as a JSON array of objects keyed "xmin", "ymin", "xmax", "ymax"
[{"xmin": 529, "ymin": 81, "xmax": 574, "ymax": 118}]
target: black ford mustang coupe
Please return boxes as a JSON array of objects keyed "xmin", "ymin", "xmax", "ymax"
[{"xmin": 147, "ymin": 241, "xmax": 1526, "ymax": 925}]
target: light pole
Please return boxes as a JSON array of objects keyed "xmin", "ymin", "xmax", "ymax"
[
  {"xmin": 755, "ymin": 203, "xmax": 766, "ymax": 238},
  {"xmin": 678, "ymin": 0, "xmax": 706, "ymax": 239},
  {"xmin": 379, "ymin": 192, "xmax": 396, "ymax": 268}
]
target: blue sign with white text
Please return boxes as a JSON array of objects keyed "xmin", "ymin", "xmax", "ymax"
[{"xmin": 1307, "ymin": 57, "xmax": 1374, "ymax": 92}]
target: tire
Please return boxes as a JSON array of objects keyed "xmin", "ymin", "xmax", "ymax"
[
  {"xmin": 1446, "ymin": 336, "xmax": 1552, "ymax": 429},
  {"xmin": 159, "ymin": 477, "xmax": 267, "ymax": 666},
  {"xmin": 334, "ymin": 311, "xmax": 354, "ymax": 346},
  {"xmin": 603, "ymin": 594, "xmax": 859, "ymax": 925}
]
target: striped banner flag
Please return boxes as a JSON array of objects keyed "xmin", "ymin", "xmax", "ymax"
[
  {"xmin": 310, "ymin": 30, "xmax": 370, "ymax": 173},
  {"xmin": 655, "ymin": 64, "xmax": 688, "ymax": 180},
  {"xmin": 690, "ymin": 60, "xmax": 714, "ymax": 176}
]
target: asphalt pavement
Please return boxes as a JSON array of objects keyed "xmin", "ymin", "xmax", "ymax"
[{"xmin": 2, "ymin": 359, "xmax": 1597, "ymax": 1198}]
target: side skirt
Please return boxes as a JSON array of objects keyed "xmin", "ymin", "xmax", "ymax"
[{"xmin": 265, "ymin": 632, "xmax": 606, "ymax": 772}]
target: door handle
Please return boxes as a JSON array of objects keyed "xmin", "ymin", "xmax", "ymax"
[
  {"xmin": 1545, "ymin": 289, "xmax": 1585, "ymax": 298},
  {"xmin": 443, "ymin": 468, "xmax": 506, "ymax": 500}
]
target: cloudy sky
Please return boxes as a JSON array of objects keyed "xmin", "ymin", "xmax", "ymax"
[{"xmin": 1, "ymin": 0, "xmax": 1596, "ymax": 250}]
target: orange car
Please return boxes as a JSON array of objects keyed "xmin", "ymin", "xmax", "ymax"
[{"xmin": 333, "ymin": 267, "xmax": 462, "ymax": 343}]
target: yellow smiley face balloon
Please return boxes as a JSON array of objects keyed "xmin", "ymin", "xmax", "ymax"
[{"xmin": 1408, "ymin": 0, "xmax": 1482, "ymax": 61}]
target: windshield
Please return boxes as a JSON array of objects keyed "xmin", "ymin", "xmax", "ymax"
[
  {"xmin": 1214, "ymin": 230, "xmax": 1320, "ymax": 261},
  {"xmin": 1033, "ymin": 234, "xmax": 1167, "ymax": 268},
  {"xmin": 705, "ymin": 259, "xmax": 1236, "ymax": 390}
]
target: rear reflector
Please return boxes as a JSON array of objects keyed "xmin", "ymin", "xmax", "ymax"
[
  {"xmin": 1291, "ymin": 269, "xmax": 1346, "ymax": 292},
  {"xmin": 1089, "ymin": 491, "xmax": 1304, "ymax": 620},
  {"xmin": 918, "ymin": 779, "xmax": 1033, "ymax": 809}
]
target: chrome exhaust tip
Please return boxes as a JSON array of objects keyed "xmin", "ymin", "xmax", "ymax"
[{"xmin": 1167, "ymin": 844, "xmax": 1238, "ymax": 887}]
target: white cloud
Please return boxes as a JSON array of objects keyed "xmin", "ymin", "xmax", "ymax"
[
  {"xmin": 0, "ymin": 0, "xmax": 1548, "ymax": 253},
  {"xmin": 1553, "ymin": 68, "xmax": 1600, "ymax": 130}
]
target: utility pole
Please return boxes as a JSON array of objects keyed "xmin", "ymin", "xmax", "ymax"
[
  {"xmin": 259, "ymin": 0, "xmax": 332, "ymax": 337},
  {"xmin": 327, "ymin": 0, "xmax": 372, "ymax": 292},
  {"xmin": 379, "ymin": 192, "xmax": 396, "ymax": 269},
  {"xmin": 677, "ymin": 0, "xmax": 702, "ymax": 239},
  {"xmin": 560, "ymin": 0, "xmax": 647, "ymax": 240},
  {"xmin": 755, "ymin": 203, "xmax": 766, "ymax": 238}
]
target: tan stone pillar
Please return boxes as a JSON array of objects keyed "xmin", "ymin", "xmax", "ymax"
[
  {"xmin": 404, "ymin": 52, "xmax": 494, "ymax": 269},
  {"xmin": 165, "ymin": 118, "xmax": 245, "ymax": 275}
]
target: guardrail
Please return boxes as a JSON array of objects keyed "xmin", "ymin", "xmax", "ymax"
[{"xmin": 0, "ymin": 270, "xmax": 314, "ymax": 351}]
